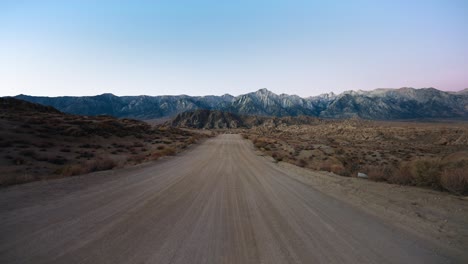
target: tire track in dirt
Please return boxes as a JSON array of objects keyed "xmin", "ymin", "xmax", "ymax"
[{"xmin": 0, "ymin": 134, "xmax": 454, "ymax": 263}]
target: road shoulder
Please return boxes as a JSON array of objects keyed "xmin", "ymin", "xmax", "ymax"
[{"xmin": 266, "ymin": 157, "xmax": 468, "ymax": 261}]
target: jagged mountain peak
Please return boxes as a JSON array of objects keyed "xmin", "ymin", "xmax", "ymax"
[
  {"xmin": 256, "ymin": 88, "xmax": 273, "ymax": 94},
  {"xmin": 12, "ymin": 87, "xmax": 468, "ymax": 120}
]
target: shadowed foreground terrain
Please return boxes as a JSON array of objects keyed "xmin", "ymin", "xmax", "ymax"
[
  {"xmin": 1, "ymin": 134, "xmax": 465, "ymax": 263},
  {"xmin": 0, "ymin": 98, "xmax": 207, "ymax": 186}
]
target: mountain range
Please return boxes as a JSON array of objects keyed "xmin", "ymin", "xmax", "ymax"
[{"xmin": 13, "ymin": 87, "xmax": 468, "ymax": 120}]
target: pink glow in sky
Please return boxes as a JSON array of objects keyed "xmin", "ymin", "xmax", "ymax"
[{"xmin": 0, "ymin": 0, "xmax": 467, "ymax": 97}]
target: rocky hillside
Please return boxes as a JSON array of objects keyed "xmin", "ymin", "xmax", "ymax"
[
  {"xmin": 14, "ymin": 87, "xmax": 468, "ymax": 120},
  {"xmin": 170, "ymin": 110, "xmax": 323, "ymax": 129},
  {"xmin": 171, "ymin": 110, "xmax": 244, "ymax": 129},
  {"xmin": 0, "ymin": 98, "xmax": 207, "ymax": 186}
]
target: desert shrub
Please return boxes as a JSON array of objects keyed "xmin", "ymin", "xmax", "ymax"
[
  {"xmin": 336, "ymin": 148, "xmax": 345, "ymax": 155},
  {"xmin": 186, "ymin": 137, "xmax": 197, "ymax": 145},
  {"xmin": 242, "ymin": 134, "xmax": 249, "ymax": 139},
  {"xmin": 440, "ymin": 168, "xmax": 468, "ymax": 195},
  {"xmin": 330, "ymin": 164, "xmax": 346, "ymax": 175},
  {"xmin": 59, "ymin": 158, "xmax": 116, "ymax": 176},
  {"xmin": 48, "ymin": 155, "xmax": 68, "ymax": 165},
  {"xmin": 272, "ymin": 152, "xmax": 283, "ymax": 162},
  {"xmin": 387, "ymin": 164, "xmax": 413, "ymax": 185},
  {"xmin": 410, "ymin": 158, "xmax": 442, "ymax": 189},
  {"xmin": 133, "ymin": 142, "xmax": 144, "ymax": 147},
  {"xmin": 60, "ymin": 147, "xmax": 71, "ymax": 153},
  {"xmin": 58, "ymin": 164, "xmax": 85, "ymax": 176},
  {"xmin": 0, "ymin": 173, "xmax": 36, "ymax": 186},
  {"xmin": 318, "ymin": 161, "xmax": 332, "ymax": 172},
  {"xmin": 365, "ymin": 165, "xmax": 393, "ymax": 182},
  {"xmin": 252, "ymin": 137, "xmax": 269, "ymax": 149},
  {"xmin": 255, "ymin": 141, "xmax": 267, "ymax": 149},
  {"xmin": 150, "ymin": 152, "xmax": 163, "ymax": 160},
  {"xmin": 55, "ymin": 158, "xmax": 117, "ymax": 176},
  {"xmin": 128, "ymin": 154, "xmax": 146, "ymax": 164},
  {"xmin": 19, "ymin": 149, "xmax": 36, "ymax": 158},
  {"xmin": 298, "ymin": 159, "xmax": 307, "ymax": 168},
  {"xmin": 161, "ymin": 147, "xmax": 176, "ymax": 156},
  {"xmin": 89, "ymin": 158, "xmax": 116, "ymax": 171},
  {"xmin": 77, "ymin": 151, "xmax": 95, "ymax": 159}
]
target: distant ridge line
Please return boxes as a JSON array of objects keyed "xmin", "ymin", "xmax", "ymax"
[{"xmin": 11, "ymin": 87, "xmax": 468, "ymax": 120}]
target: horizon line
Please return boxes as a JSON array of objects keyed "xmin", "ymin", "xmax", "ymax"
[{"xmin": 8, "ymin": 86, "xmax": 468, "ymax": 98}]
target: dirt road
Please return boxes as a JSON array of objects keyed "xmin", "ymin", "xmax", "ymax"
[{"xmin": 0, "ymin": 134, "xmax": 458, "ymax": 263}]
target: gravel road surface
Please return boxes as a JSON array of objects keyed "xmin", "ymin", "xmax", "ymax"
[{"xmin": 0, "ymin": 134, "xmax": 453, "ymax": 263}]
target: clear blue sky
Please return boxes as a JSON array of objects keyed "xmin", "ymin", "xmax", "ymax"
[{"xmin": 1, "ymin": 0, "xmax": 467, "ymax": 97}]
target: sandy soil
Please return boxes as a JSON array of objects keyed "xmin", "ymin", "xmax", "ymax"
[
  {"xmin": 275, "ymin": 161, "xmax": 468, "ymax": 261},
  {"xmin": 0, "ymin": 134, "xmax": 465, "ymax": 263}
]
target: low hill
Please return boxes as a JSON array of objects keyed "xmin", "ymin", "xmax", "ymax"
[
  {"xmin": 170, "ymin": 109, "xmax": 324, "ymax": 129},
  {"xmin": 0, "ymin": 98, "xmax": 207, "ymax": 186},
  {"xmin": 171, "ymin": 110, "xmax": 245, "ymax": 129}
]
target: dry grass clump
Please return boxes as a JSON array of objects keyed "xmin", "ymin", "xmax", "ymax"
[
  {"xmin": 143, "ymin": 147, "xmax": 178, "ymax": 162},
  {"xmin": 58, "ymin": 158, "xmax": 117, "ymax": 176},
  {"xmin": 387, "ymin": 165, "xmax": 413, "ymax": 185},
  {"xmin": 272, "ymin": 152, "xmax": 283, "ymax": 162},
  {"xmin": 316, "ymin": 161, "xmax": 331, "ymax": 171},
  {"xmin": 87, "ymin": 158, "xmax": 117, "ymax": 171},
  {"xmin": 160, "ymin": 147, "xmax": 176, "ymax": 156},
  {"xmin": 150, "ymin": 152, "xmax": 163, "ymax": 160},
  {"xmin": 186, "ymin": 136, "xmax": 198, "ymax": 145},
  {"xmin": 440, "ymin": 168, "xmax": 468, "ymax": 195},
  {"xmin": 127, "ymin": 154, "xmax": 147, "ymax": 164},
  {"xmin": 251, "ymin": 136, "xmax": 279, "ymax": 154},
  {"xmin": 330, "ymin": 164, "xmax": 346, "ymax": 175},
  {"xmin": 365, "ymin": 165, "xmax": 395, "ymax": 182},
  {"xmin": 410, "ymin": 158, "xmax": 443, "ymax": 188},
  {"xmin": 253, "ymin": 138, "xmax": 268, "ymax": 149},
  {"xmin": 362, "ymin": 158, "xmax": 468, "ymax": 195},
  {"xmin": 58, "ymin": 164, "xmax": 86, "ymax": 176},
  {"xmin": 298, "ymin": 159, "xmax": 308, "ymax": 168},
  {"xmin": 0, "ymin": 174, "xmax": 36, "ymax": 187}
]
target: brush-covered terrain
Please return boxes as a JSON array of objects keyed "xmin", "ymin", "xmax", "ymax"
[
  {"xmin": 0, "ymin": 98, "xmax": 208, "ymax": 186},
  {"xmin": 171, "ymin": 109, "xmax": 468, "ymax": 195},
  {"xmin": 241, "ymin": 119, "xmax": 468, "ymax": 195}
]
